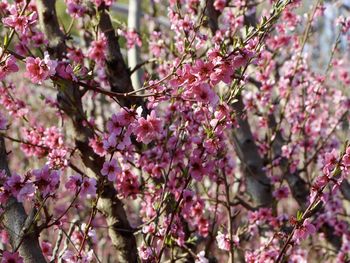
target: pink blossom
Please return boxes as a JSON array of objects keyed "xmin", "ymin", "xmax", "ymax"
[
  {"xmin": 47, "ymin": 148, "xmax": 68, "ymax": 169},
  {"xmin": 56, "ymin": 62, "xmax": 76, "ymax": 81},
  {"xmin": 149, "ymin": 31, "xmax": 165, "ymax": 57},
  {"xmin": 134, "ymin": 111, "xmax": 162, "ymax": 144},
  {"xmin": 25, "ymin": 53, "xmax": 57, "ymax": 84},
  {"xmin": 273, "ymin": 186, "xmax": 290, "ymax": 200},
  {"xmin": 116, "ymin": 169, "xmax": 140, "ymax": 198},
  {"xmin": 93, "ymin": 0, "xmax": 113, "ymax": 6},
  {"xmin": 0, "ymin": 230, "xmax": 9, "ymax": 244},
  {"xmin": 89, "ymin": 136, "xmax": 106, "ymax": 156},
  {"xmin": 336, "ymin": 16, "xmax": 350, "ymax": 34},
  {"xmin": 120, "ymin": 29, "xmax": 142, "ymax": 49},
  {"xmin": 81, "ymin": 177, "xmax": 97, "ymax": 197},
  {"xmin": 192, "ymin": 83, "xmax": 219, "ymax": 105},
  {"xmin": 192, "ymin": 59, "xmax": 214, "ymax": 80},
  {"xmin": 138, "ymin": 245, "xmax": 154, "ymax": 261},
  {"xmin": 198, "ymin": 217, "xmax": 209, "ymax": 237},
  {"xmin": 62, "ymin": 249, "xmax": 93, "ymax": 263},
  {"xmin": 101, "ymin": 159, "xmax": 121, "ymax": 182},
  {"xmin": 195, "ymin": 251, "xmax": 209, "ymax": 263},
  {"xmin": 16, "ymin": 183, "xmax": 35, "ymax": 202},
  {"xmin": 66, "ymin": 1, "xmax": 86, "ymax": 18},
  {"xmin": 323, "ymin": 149, "xmax": 338, "ymax": 171},
  {"xmin": 294, "ymin": 218, "xmax": 316, "ymax": 241},
  {"xmin": 0, "ymin": 54, "xmax": 19, "ymax": 80},
  {"xmin": 67, "ymin": 48, "xmax": 84, "ymax": 63},
  {"xmin": 6, "ymin": 173, "xmax": 34, "ymax": 202},
  {"xmin": 65, "ymin": 174, "xmax": 82, "ymax": 192},
  {"xmin": 1, "ymin": 251, "xmax": 24, "ymax": 263},
  {"xmin": 2, "ymin": 6, "xmax": 36, "ymax": 34},
  {"xmin": 41, "ymin": 240, "xmax": 52, "ymax": 258},
  {"xmin": 106, "ymin": 109, "xmax": 135, "ymax": 133},
  {"xmin": 214, "ymin": 0, "xmax": 226, "ymax": 11},
  {"xmin": 33, "ymin": 165, "xmax": 60, "ymax": 197},
  {"xmin": 210, "ymin": 61, "xmax": 234, "ymax": 85},
  {"xmin": 88, "ymin": 37, "xmax": 107, "ymax": 64},
  {"xmin": 216, "ymin": 231, "xmax": 231, "ymax": 251},
  {"xmin": 65, "ymin": 174, "xmax": 96, "ymax": 197},
  {"xmin": 342, "ymin": 147, "xmax": 350, "ymax": 167},
  {"xmin": 190, "ymin": 157, "xmax": 205, "ymax": 181}
]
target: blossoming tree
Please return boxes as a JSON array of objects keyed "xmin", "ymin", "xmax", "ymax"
[{"xmin": 0, "ymin": 0, "xmax": 349, "ymax": 262}]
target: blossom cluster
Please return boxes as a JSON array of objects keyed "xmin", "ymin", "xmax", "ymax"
[{"xmin": 0, "ymin": 0, "xmax": 349, "ymax": 262}]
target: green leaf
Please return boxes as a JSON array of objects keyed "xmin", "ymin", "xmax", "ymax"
[
  {"xmin": 164, "ymin": 235, "xmax": 172, "ymax": 246},
  {"xmin": 297, "ymin": 211, "xmax": 303, "ymax": 221},
  {"xmin": 186, "ymin": 236, "xmax": 198, "ymax": 245},
  {"xmin": 3, "ymin": 33, "xmax": 8, "ymax": 47}
]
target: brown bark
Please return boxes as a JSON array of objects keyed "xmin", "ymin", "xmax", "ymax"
[
  {"xmin": 98, "ymin": 4, "xmax": 143, "ymax": 108},
  {"xmin": 232, "ymin": 96, "xmax": 273, "ymax": 207},
  {"xmin": 267, "ymin": 114, "xmax": 309, "ymax": 209},
  {"xmin": 206, "ymin": 0, "xmax": 220, "ymax": 34},
  {"xmin": 205, "ymin": 2, "xmax": 273, "ymax": 207},
  {"xmin": 36, "ymin": 1, "xmax": 138, "ymax": 262},
  {"xmin": 0, "ymin": 137, "xmax": 47, "ymax": 263}
]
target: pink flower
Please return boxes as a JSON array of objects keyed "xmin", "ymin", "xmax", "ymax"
[
  {"xmin": 62, "ymin": 249, "xmax": 93, "ymax": 263},
  {"xmin": 195, "ymin": 251, "xmax": 209, "ymax": 263},
  {"xmin": 116, "ymin": 169, "xmax": 140, "ymax": 198},
  {"xmin": 56, "ymin": 62, "xmax": 76, "ymax": 81},
  {"xmin": 216, "ymin": 231, "xmax": 231, "ymax": 251},
  {"xmin": 47, "ymin": 148, "xmax": 68, "ymax": 169},
  {"xmin": 67, "ymin": 48, "xmax": 84, "ymax": 63},
  {"xmin": 106, "ymin": 109, "xmax": 135, "ymax": 134},
  {"xmin": 198, "ymin": 217, "xmax": 209, "ymax": 237},
  {"xmin": 93, "ymin": 0, "xmax": 113, "ymax": 7},
  {"xmin": 138, "ymin": 245, "xmax": 154, "ymax": 261},
  {"xmin": 6, "ymin": 173, "xmax": 34, "ymax": 202},
  {"xmin": 88, "ymin": 37, "xmax": 107, "ymax": 64},
  {"xmin": 134, "ymin": 111, "xmax": 162, "ymax": 144},
  {"xmin": 2, "ymin": 6, "xmax": 36, "ymax": 34},
  {"xmin": 81, "ymin": 177, "xmax": 97, "ymax": 197},
  {"xmin": 65, "ymin": 174, "xmax": 82, "ymax": 192},
  {"xmin": 1, "ymin": 251, "xmax": 24, "ymax": 263},
  {"xmin": 323, "ymin": 149, "xmax": 338, "ymax": 171},
  {"xmin": 336, "ymin": 16, "xmax": 350, "ymax": 34},
  {"xmin": 0, "ymin": 230, "xmax": 9, "ymax": 244},
  {"xmin": 41, "ymin": 240, "xmax": 52, "ymax": 258},
  {"xmin": 66, "ymin": 1, "xmax": 86, "ymax": 18},
  {"xmin": 192, "ymin": 59, "xmax": 214, "ymax": 80},
  {"xmin": 101, "ymin": 159, "xmax": 121, "ymax": 182},
  {"xmin": 214, "ymin": 0, "xmax": 226, "ymax": 11},
  {"xmin": 192, "ymin": 83, "xmax": 219, "ymax": 105},
  {"xmin": 0, "ymin": 54, "xmax": 19, "ymax": 80},
  {"xmin": 33, "ymin": 165, "xmax": 60, "ymax": 197},
  {"xmin": 89, "ymin": 136, "xmax": 106, "ymax": 156},
  {"xmin": 190, "ymin": 157, "xmax": 205, "ymax": 181},
  {"xmin": 25, "ymin": 53, "xmax": 57, "ymax": 84},
  {"xmin": 16, "ymin": 183, "xmax": 35, "ymax": 202},
  {"xmin": 6, "ymin": 173, "xmax": 23, "ymax": 196},
  {"xmin": 342, "ymin": 147, "xmax": 350, "ymax": 167},
  {"xmin": 65, "ymin": 174, "xmax": 96, "ymax": 197},
  {"xmin": 273, "ymin": 186, "xmax": 290, "ymax": 200},
  {"xmin": 294, "ymin": 218, "xmax": 316, "ymax": 241},
  {"xmin": 120, "ymin": 29, "xmax": 142, "ymax": 49}
]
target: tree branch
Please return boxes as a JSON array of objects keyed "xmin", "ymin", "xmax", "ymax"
[
  {"xmin": 36, "ymin": 1, "xmax": 138, "ymax": 262},
  {"xmin": 98, "ymin": 4, "xmax": 143, "ymax": 108},
  {"xmin": 0, "ymin": 137, "xmax": 47, "ymax": 263},
  {"xmin": 206, "ymin": 0, "xmax": 273, "ymax": 207},
  {"xmin": 232, "ymin": 96, "xmax": 273, "ymax": 207}
]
